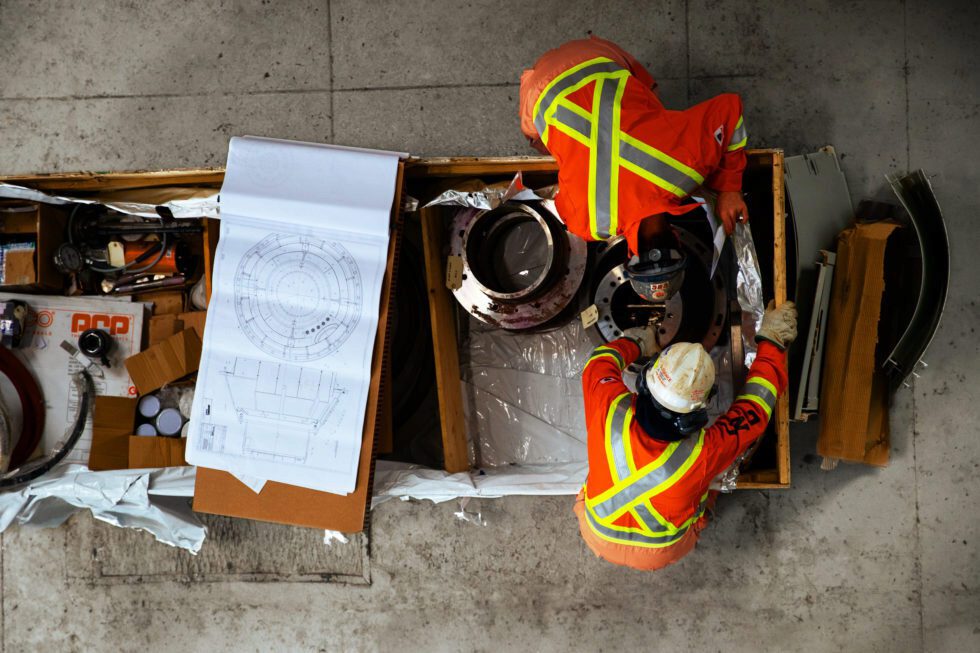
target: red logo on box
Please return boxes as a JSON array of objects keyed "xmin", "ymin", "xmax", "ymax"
[{"xmin": 70, "ymin": 313, "xmax": 131, "ymax": 336}]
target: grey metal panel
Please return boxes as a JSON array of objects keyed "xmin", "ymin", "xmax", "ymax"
[{"xmin": 784, "ymin": 148, "xmax": 855, "ymax": 419}]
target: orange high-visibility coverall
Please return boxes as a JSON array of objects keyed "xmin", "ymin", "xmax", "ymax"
[
  {"xmin": 520, "ymin": 36, "xmax": 747, "ymax": 254},
  {"xmin": 574, "ymin": 338, "xmax": 787, "ymax": 570}
]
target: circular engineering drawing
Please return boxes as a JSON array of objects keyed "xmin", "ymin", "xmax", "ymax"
[{"xmin": 234, "ymin": 234, "xmax": 362, "ymax": 361}]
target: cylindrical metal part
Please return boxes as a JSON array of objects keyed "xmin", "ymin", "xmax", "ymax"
[{"xmin": 155, "ymin": 407, "xmax": 184, "ymax": 437}]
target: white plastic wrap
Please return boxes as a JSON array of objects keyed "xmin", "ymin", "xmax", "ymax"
[{"xmin": 0, "ymin": 464, "xmax": 204, "ymax": 552}]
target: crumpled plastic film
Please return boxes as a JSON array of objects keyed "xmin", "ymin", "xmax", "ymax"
[
  {"xmin": 461, "ymin": 316, "xmax": 593, "ymax": 467},
  {"xmin": 0, "ymin": 464, "xmax": 205, "ymax": 552},
  {"xmin": 424, "ymin": 172, "xmax": 555, "ymax": 211},
  {"xmin": 733, "ymin": 221, "xmax": 766, "ymax": 368}
]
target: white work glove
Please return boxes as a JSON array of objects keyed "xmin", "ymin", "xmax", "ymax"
[
  {"xmin": 755, "ymin": 300, "xmax": 798, "ymax": 350},
  {"xmin": 622, "ymin": 326, "xmax": 660, "ymax": 358}
]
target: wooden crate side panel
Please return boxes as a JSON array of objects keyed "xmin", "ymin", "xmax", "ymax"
[{"xmin": 418, "ymin": 206, "xmax": 470, "ymax": 473}]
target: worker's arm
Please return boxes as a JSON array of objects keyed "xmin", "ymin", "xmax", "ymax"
[
  {"xmin": 701, "ymin": 340, "xmax": 788, "ymax": 478},
  {"xmin": 703, "ymin": 93, "xmax": 749, "ymax": 233},
  {"xmin": 582, "ymin": 338, "xmax": 641, "ymax": 414}
]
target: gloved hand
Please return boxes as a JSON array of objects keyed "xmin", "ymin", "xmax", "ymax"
[
  {"xmin": 716, "ymin": 191, "xmax": 749, "ymax": 235},
  {"xmin": 622, "ymin": 326, "xmax": 660, "ymax": 358},
  {"xmin": 755, "ymin": 300, "xmax": 798, "ymax": 350}
]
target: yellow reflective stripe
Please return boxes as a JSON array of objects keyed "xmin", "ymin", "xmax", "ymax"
[
  {"xmin": 736, "ymin": 393, "xmax": 772, "ymax": 418},
  {"xmin": 540, "ymin": 63, "xmax": 616, "ymax": 148},
  {"xmin": 735, "ymin": 116, "xmax": 743, "ymax": 129},
  {"xmin": 586, "ymin": 439, "xmax": 679, "ymax": 508},
  {"xmin": 586, "ymin": 77, "xmax": 603, "ymax": 239},
  {"xmin": 602, "ymin": 430, "xmax": 705, "ymax": 522},
  {"xmin": 619, "ymin": 157, "xmax": 688, "ymax": 198},
  {"xmin": 557, "ymin": 97, "xmax": 592, "ymax": 122},
  {"xmin": 607, "ymin": 72, "xmax": 628, "ymax": 238},
  {"xmin": 603, "ymin": 393, "xmax": 630, "ymax": 483},
  {"xmin": 586, "ymin": 351, "xmax": 621, "ymax": 367},
  {"xmin": 619, "ymin": 132, "xmax": 705, "ymax": 185},
  {"xmin": 550, "ymin": 117, "xmax": 590, "ymax": 147},
  {"xmin": 532, "ymin": 56, "xmax": 615, "ymax": 144},
  {"xmin": 583, "ymin": 506, "xmax": 683, "ymax": 548},
  {"xmin": 748, "ymin": 376, "xmax": 777, "ymax": 396},
  {"xmin": 621, "ymin": 404, "xmax": 637, "ymax": 475},
  {"xmin": 727, "ymin": 137, "xmax": 747, "ymax": 151}
]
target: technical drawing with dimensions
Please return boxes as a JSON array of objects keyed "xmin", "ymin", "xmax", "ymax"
[{"xmin": 185, "ymin": 137, "xmax": 401, "ymax": 495}]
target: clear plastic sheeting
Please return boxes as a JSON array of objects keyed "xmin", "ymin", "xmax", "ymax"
[
  {"xmin": 424, "ymin": 172, "xmax": 556, "ymax": 211},
  {"xmin": 461, "ymin": 316, "xmax": 593, "ymax": 467},
  {"xmin": 733, "ymin": 221, "xmax": 766, "ymax": 367},
  {"xmin": 0, "ymin": 464, "xmax": 204, "ymax": 552}
]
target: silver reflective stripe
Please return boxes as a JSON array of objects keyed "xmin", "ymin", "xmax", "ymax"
[
  {"xmin": 607, "ymin": 393, "xmax": 632, "ymax": 482},
  {"xmin": 533, "ymin": 60, "xmax": 625, "ymax": 137},
  {"xmin": 741, "ymin": 380, "xmax": 776, "ymax": 412},
  {"xmin": 729, "ymin": 121, "xmax": 747, "ymax": 148},
  {"xmin": 633, "ymin": 502, "xmax": 675, "ymax": 536},
  {"xmin": 619, "ymin": 139, "xmax": 702, "ymax": 195},
  {"xmin": 585, "ymin": 506, "xmax": 683, "ymax": 545},
  {"xmin": 591, "ymin": 75, "xmax": 622, "ymax": 239},
  {"xmin": 592, "ymin": 346, "xmax": 625, "ymax": 368},
  {"xmin": 552, "ymin": 104, "xmax": 591, "ymax": 140},
  {"xmin": 592, "ymin": 434, "xmax": 699, "ymax": 519}
]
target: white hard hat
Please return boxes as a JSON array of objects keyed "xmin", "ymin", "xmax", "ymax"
[{"xmin": 644, "ymin": 342, "xmax": 716, "ymax": 414}]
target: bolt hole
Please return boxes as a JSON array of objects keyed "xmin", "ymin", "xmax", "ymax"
[
  {"xmin": 461, "ymin": 274, "xmax": 467, "ymax": 280},
  {"xmin": 458, "ymin": 230, "xmax": 465, "ymax": 238},
  {"xmin": 609, "ymin": 281, "xmax": 616, "ymax": 287},
  {"xmin": 602, "ymin": 297, "xmax": 609, "ymax": 303},
  {"xmin": 659, "ymin": 328, "xmax": 667, "ymax": 334}
]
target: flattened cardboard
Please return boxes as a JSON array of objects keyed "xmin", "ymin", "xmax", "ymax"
[
  {"xmin": 148, "ymin": 311, "xmax": 207, "ymax": 346},
  {"xmin": 192, "ymin": 164, "xmax": 404, "ymax": 532},
  {"xmin": 129, "ymin": 436, "xmax": 187, "ymax": 468},
  {"xmin": 2, "ymin": 249, "xmax": 35, "ymax": 287},
  {"xmin": 89, "ymin": 396, "xmax": 138, "ymax": 471},
  {"xmin": 125, "ymin": 328, "xmax": 201, "ymax": 395},
  {"xmin": 817, "ymin": 221, "xmax": 899, "ymax": 466}
]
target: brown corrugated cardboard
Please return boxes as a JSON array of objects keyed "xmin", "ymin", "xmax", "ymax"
[
  {"xmin": 124, "ymin": 327, "xmax": 201, "ymax": 395},
  {"xmin": 0, "ymin": 201, "xmax": 66, "ymax": 292},
  {"xmin": 148, "ymin": 311, "xmax": 207, "ymax": 346},
  {"xmin": 129, "ymin": 436, "xmax": 186, "ymax": 468},
  {"xmin": 192, "ymin": 164, "xmax": 404, "ymax": 532},
  {"xmin": 89, "ymin": 396, "xmax": 138, "ymax": 471},
  {"xmin": 817, "ymin": 221, "xmax": 899, "ymax": 466}
]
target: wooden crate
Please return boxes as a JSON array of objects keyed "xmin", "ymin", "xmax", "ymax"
[
  {"xmin": 405, "ymin": 150, "xmax": 791, "ymax": 490},
  {"xmin": 3, "ymin": 149, "xmax": 790, "ymax": 492}
]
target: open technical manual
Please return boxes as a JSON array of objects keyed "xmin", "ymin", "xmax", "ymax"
[{"xmin": 185, "ymin": 137, "xmax": 400, "ymax": 495}]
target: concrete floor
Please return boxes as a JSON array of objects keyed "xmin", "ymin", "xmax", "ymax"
[{"xmin": 1, "ymin": 0, "xmax": 978, "ymax": 651}]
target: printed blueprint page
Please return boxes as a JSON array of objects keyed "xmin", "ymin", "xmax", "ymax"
[{"xmin": 185, "ymin": 137, "xmax": 400, "ymax": 495}]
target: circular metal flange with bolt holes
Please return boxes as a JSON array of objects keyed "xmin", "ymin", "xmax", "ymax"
[
  {"xmin": 449, "ymin": 201, "xmax": 587, "ymax": 330},
  {"xmin": 592, "ymin": 229, "xmax": 727, "ymax": 351}
]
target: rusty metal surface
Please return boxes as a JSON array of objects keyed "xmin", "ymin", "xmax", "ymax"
[{"xmin": 449, "ymin": 202, "xmax": 587, "ymax": 330}]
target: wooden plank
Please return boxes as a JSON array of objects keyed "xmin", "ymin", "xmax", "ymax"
[
  {"xmin": 771, "ymin": 149, "xmax": 791, "ymax": 487},
  {"xmin": 418, "ymin": 206, "xmax": 470, "ymax": 473},
  {"xmin": 0, "ymin": 168, "xmax": 225, "ymax": 192},
  {"xmin": 406, "ymin": 156, "xmax": 558, "ymax": 178},
  {"xmin": 202, "ymin": 218, "xmax": 219, "ymax": 306}
]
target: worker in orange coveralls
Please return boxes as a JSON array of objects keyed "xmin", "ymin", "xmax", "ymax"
[
  {"xmin": 573, "ymin": 301, "xmax": 797, "ymax": 570},
  {"xmin": 520, "ymin": 36, "xmax": 750, "ymax": 301}
]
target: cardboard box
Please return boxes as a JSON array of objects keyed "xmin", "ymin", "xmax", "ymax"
[
  {"xmin": 817, "ymin": 221, "xmax": 900, "ymax": 466},
  {"xmin": 91, "ymin": 327, "xmax": 201, "ymax": 471},
  {"xmin": 0, "ymin": 200, "xmax": 67, "ymax": 292}
]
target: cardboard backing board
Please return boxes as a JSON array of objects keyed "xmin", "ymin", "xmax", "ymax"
[
  {"xmin": 817, "ymin": 221, "xmax": 900, "ymax": 466},
  {"xmin": 192, "ymin": 163, "xmax": 405, "ymax": 533},
  {"xmin": 129, "ymin": 436, "xmax": 186, "ymax": 468},
  {"xmin": 0, "ymin": 200, "xmax": 67, "ymax": 292}
]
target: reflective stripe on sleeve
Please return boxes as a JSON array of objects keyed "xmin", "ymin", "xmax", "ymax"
[
  {"xmin": 605, "ymin": 393, "xmax": 633, "ymax": 483},
  {"xmin": 727, "ymin": 116, "xmax": 747, "ymax": 151},
  {"xmin": 586, "ymin": 345, "xmax": 626, "ymax": 369},
  {"xmin": 735, "ymin": 376, "xmax": 777, "ymax": 418}
]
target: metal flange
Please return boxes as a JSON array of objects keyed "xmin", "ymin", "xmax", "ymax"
[{"xmin": 449, "ymin": 201, "xmax": 587, "ymax": 330}]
